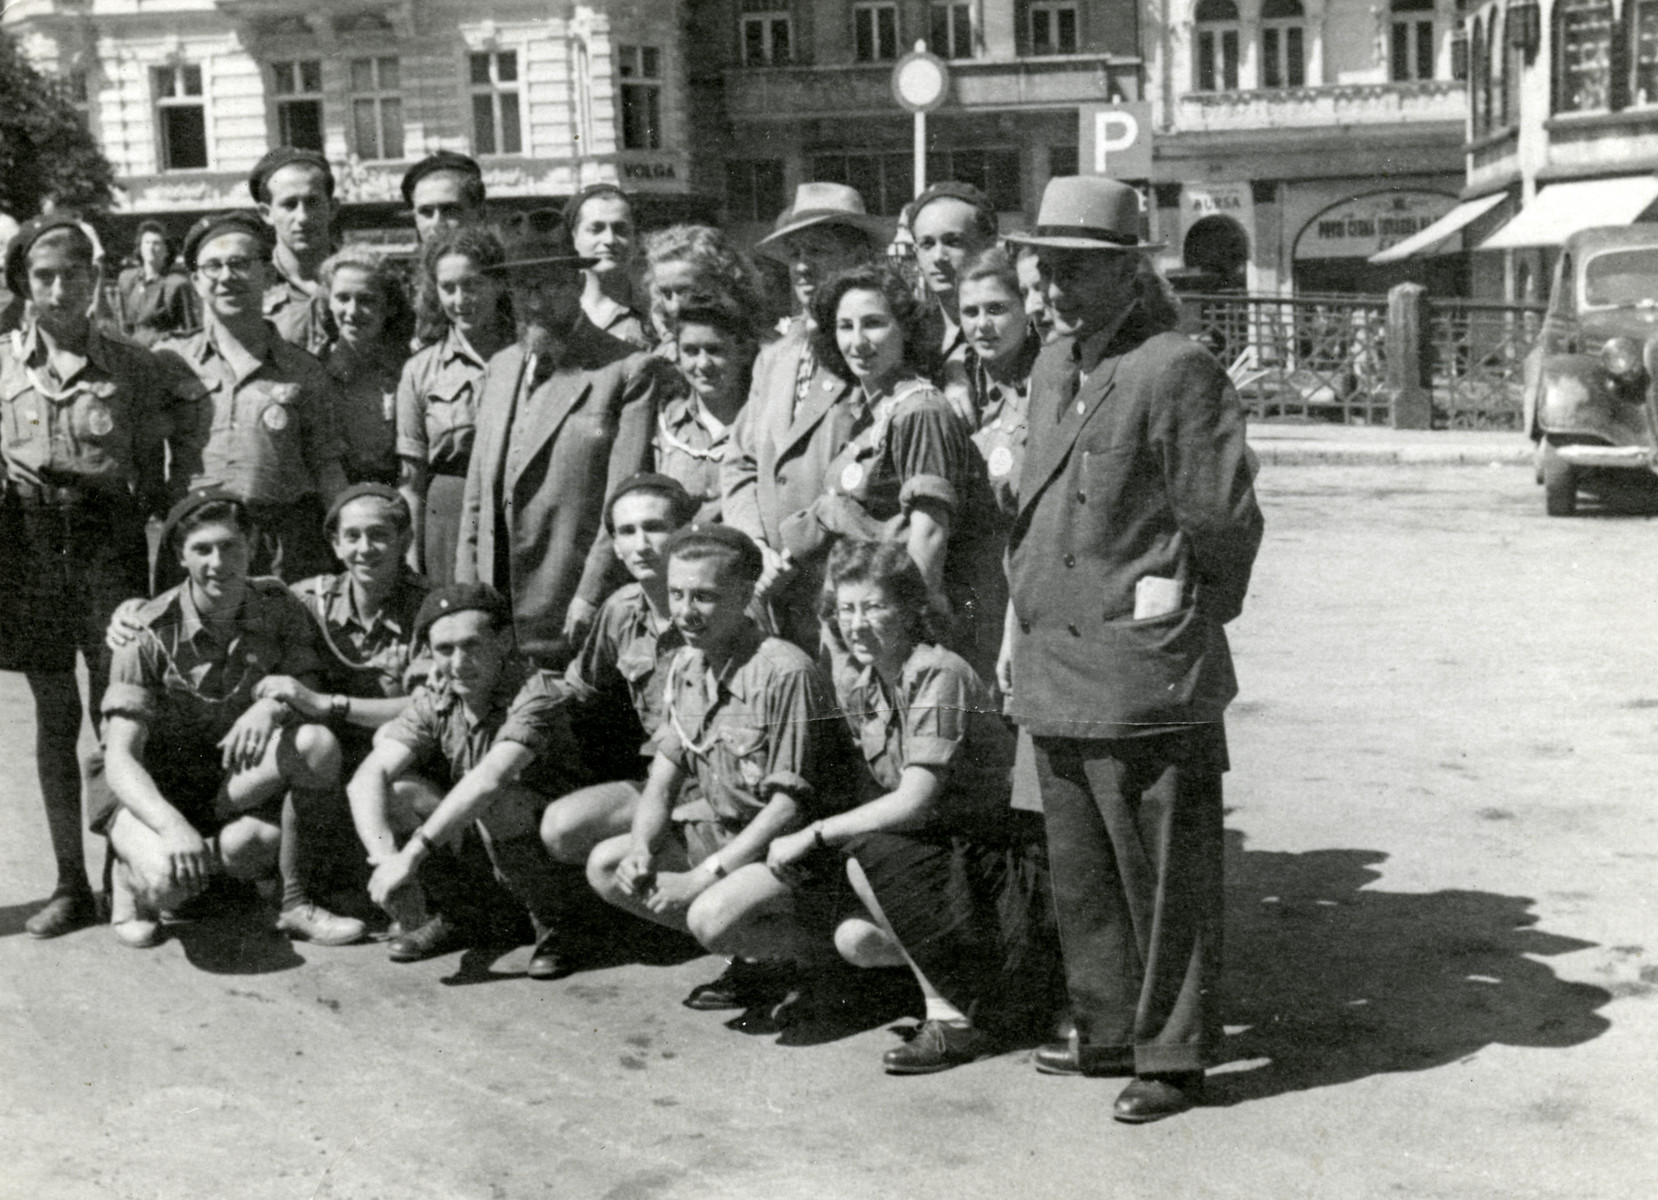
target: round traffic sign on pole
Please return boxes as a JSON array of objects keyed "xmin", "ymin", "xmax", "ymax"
[{"xmin": 892, "ymin": 46, "xmax": 949, "ymax": 113}]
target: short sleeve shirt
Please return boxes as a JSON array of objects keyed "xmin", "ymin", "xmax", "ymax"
[
  {"xmin": 395, "ymin": 328, "xmax": 488, "ymax": 476},
  {"xmin": 560, "ymin": 582, "xmax": 684, "ymax": 755},
  {"xmin": 654, "ymin": 627, "xmax": 837, "ymax": 826},
  {"xmin": 102, "ymin": 576, "xmax": 324, "ymax": 747},
  {"xmin": 289, "ymin": 569, "xmax": 431, "ymax": 699},
  {"xmin": 376, "ymin": 660, "xmax": 585, "ymax": 798},
  {"xmin": 823, "ymin": 379, "xmax": 980, "ymax": 523},
  {"xmin": 652, "ymin": 391, "xmax": 730, "ymax": 525},
  {"xmin": 830, "ymin": 640, "xmax": 1015, "ymax": 836}
]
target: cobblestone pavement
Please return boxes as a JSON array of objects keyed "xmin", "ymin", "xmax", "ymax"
[{"xmin": 2, "ymin": 463, "xmax": 1654, "ymax": 1200}]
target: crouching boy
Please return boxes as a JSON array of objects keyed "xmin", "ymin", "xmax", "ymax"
[{"xmin": 349, "ymin": 583, "xmax": 592, "ymax": 975}]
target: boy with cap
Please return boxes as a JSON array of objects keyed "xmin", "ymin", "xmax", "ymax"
[
  {"xmin": 155, "ymin": 209, "xmax": 348, "ymax": 582},
  {"xmin": 719, "ymin": 182, "xmax": 884, "ymax": 649},
  {"xmin": 350, "ymin": 582, "xmax": 593, "ymax": 973},
  {"xmin": 95, "ymin": 489, "xmax": 361, "ymax": 949},
  {"xmin": 402, "ymin": 151, "xmax": 487, "ymax": 246},
  {"xmin": 906, "ymin": 181, "xmax": 1000, "ymax": 426},
  {"xmin": 587, "ymin": 524, "xmax": 847, "ymax": 1005},
  {"xmin": 250, "ymin": 147, "xmax": 338, "ymax": 353},
  {"xmin": 0, "ymin": 212, "xmax": 176, "ymax": 938}
]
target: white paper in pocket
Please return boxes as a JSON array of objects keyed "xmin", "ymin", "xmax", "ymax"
[{"xmin": 1133, "ymin": 575, "xmax": 1184, "ymax": 620}]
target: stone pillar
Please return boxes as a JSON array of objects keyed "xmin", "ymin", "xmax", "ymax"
[{"xmin": 1387, "ymin": 282, "xmax": 1433, "ymax": 429}]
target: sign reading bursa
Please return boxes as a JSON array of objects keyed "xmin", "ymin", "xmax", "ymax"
[{"xmin": 1078, "ymin": 102, "xmax": 1153, "ymax": 180}]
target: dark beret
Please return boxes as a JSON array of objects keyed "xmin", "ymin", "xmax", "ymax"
[
  {"xmin": 3, "ymin": 212, "xmax": 95, "ymax": 297},
  {"xmin": 159, "ymin": 486, "xmax": 247, "ymax": 552},
  {"xmin": 401, "ymin": 151, "xmax": 485, "ymax": 208},
  {"xmin": 664, "ymin": 522, "xmax": 764, "ymax": 584},
  {"xmin": 324, "ymin": 482, "xmax": 410, "ymax": 534},
  {"xmin": 906, "ymin": 180, "xmax": 997, "ymax": 228},
  {"xmin": 414, "ymin": 582, "xmax": 512, "ymax": 640},
  {"xmin": 180, "ymin": 211, "xmax": 271, "ymax": 271},
  {"xmin": 248, "ymin": 147, "xmax": 335, "ymax": 202},
  {"xmin": 604, "ymin": 472, "xmax": 698, "ymax": 533}
]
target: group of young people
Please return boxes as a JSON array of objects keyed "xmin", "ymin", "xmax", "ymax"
[{"xmin": 3, "ymin": 146, "xmax": 1262, "ymax": 1123}]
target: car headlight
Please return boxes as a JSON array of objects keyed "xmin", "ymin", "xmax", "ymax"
[{"xmin": 1602, "ymin": 336, "xmax": 1645, "ymax": 383}]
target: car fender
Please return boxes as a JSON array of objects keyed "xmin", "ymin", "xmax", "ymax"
[{"xmin": 1535, "ymin": 354, "xmax": 1620, "ymax": 440}]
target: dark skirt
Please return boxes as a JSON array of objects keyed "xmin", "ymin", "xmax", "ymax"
[
  {"xmin": 423, "ymin": 472, "xmax": 467, "ymax": 588},
  {"xmin": 845, "ymin": 810, "xmax": 1064, "ymax": 1042}
]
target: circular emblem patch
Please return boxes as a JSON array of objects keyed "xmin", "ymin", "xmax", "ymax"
[
  {"xmin": 739, "ymin": 758, "xmax": 764, "ymax": 788},
  {"xmin": 839, "ymin": 461, "xmax": 865, "ymax": 493},
  {"xmin": 87, "ymin": 405, "xmax": 114, "ymax": 437},
  {"xmin": 988, "ymin": 445, "xmax": 1014, "ymax": 479},
  {"xmin": 262, "ymin": 404, "xmax": 290, "ymax": 432}
]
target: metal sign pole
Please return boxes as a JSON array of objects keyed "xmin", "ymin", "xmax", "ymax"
[{"xmin": 914, "ymin": 109, "xmax": 926, "ymax": 199}]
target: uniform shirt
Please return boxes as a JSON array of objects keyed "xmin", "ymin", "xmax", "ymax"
[
  {"xmin": 102, "ymin": 576, "xmax": 324, "ymax": 746},
  {"xmin": 582, "ymin": 294, "xmax": 651, "ymax": 351},
  {"xmin": 0, "ymin": 322, "xmax": 170, "ymax": 512},
  {"xmin": 117, "ymin": 267, "xmax": 197, "ymax": 348},
  {"xmin": 376, "ymin": 658, "xmax": 585, "ymax": 797},
  {"xmin": 966, "ymin": 336, "xmax": 1039, "ymax": 520},
  {"xmin": 395, "ymin": 327, "xmax": 487, "ymax": 476},
  {"xmin": 289, "ymin": 569, "xmax": 431, "ymax": 699},
  {"xmin": 652, "ymin": 391, "xmax": 730, "ymax": 525},
  {"xmin": 820, "ymin": 378, "xmax": 980, "ymax": 527},
  {"xmin": 654, "ymin": 625, "xmax": 835, "ymax": 827},
  {"xmin": 830, "ymin": 640, "xmax": 1028, "ymax": 831},
  {"xmin": 559, "ymin": 582, "xmax": 683, "ymax": 756},
  {"xmin": 155, "ymin": 323, "xmax": 346, "ymax": 505},
  {"xmin": 263, "ymin": 273, "xmax": 329, "ymax": 354},
  {"xmin": 320, "ymin": 337, "xmax": 402, "ymax": 485}
]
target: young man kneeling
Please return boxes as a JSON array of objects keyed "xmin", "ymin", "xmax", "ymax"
[{"xmin": 349, "ymin": 583, "xmax": 591, "ymax": 976}]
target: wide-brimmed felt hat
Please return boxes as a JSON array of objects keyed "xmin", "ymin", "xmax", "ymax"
[
  {"xmin": 756, "ymin": 182, "xmax": 886, "ymax": 252},
  {"xmin": 3, "ymin": 211, "xmax": 98, "ymax": 296},
  {"xmin": 1004, "ymin": 176, "xmax": 1163, "ymax": 253},
  {"xmin": 486, "ymin": 208, "xmax": 597, "ymax": 275},
  {"xmin": 400, "ymin": 151, "xmax": 484, "ymax": 208}
]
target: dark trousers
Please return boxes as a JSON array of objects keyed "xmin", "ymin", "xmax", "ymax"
[{"xmin": 1032, "ymin": 726, "xmax": 1226, "ymax": 1075}]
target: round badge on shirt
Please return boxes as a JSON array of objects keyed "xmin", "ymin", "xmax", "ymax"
[
  {"xmin": 263, "ymin": 404, "xmax": 290, "ymax": 432},
  {"xmin": 739, "ymin": 758, "xmax": 764, "ymax": 788},
  {"xmin": 840, "ymin": 461, "xmax": 865, "ymax": 493},
  {"xmin": 988, "ymin": 445, "xmax": 1014, "ymax": 479},
  {"xmin": 86, "ymin": 405, "xmax": 115, "ymax": 437}
]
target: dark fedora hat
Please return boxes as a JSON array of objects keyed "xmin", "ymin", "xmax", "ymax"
[{"xmin": 486, "ymin": 208, "xmax": 597, "ymax": 275}]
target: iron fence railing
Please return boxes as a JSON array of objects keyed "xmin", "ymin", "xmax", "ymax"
[{"xmin": 1426, "ymin": 298, "xmax": 1545, "ymax": 429}]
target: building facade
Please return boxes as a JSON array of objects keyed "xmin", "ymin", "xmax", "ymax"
[{"xmin": 3, "ymin": 0, "xmax": 706, "ymax": 245}]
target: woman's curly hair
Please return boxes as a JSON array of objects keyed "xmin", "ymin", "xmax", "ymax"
[
  {"xmin": 643, "ymin": 223, "xmax": 770, "ymax": 337},
  {"xmin": 808, "ymin": 262, "xmax": 935, "ymax": 384},
  {"xmin": 317, "ymin": 244, "xmax": 415, "ymax": 351},
  {"xmin": 818, "ymin": 537, "xmax": 950, "ymax": 652},
  {"xmin": 412, "ymin": 224, "xmax": 512, "ymax": 347}
]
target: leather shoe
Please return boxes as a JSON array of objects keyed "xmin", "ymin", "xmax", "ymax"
[
  {"xmin": 526, "ymin": 931, "xmax": 590, "ymax": 980},
  {"xmin": 25, "ymin": 890, "xmax": 98, "ymax": 939},
  {"xmin": 883, "ymin": 1021, "xmax": 994, "ymax": 1075},
  {"xmin": 1113, "ymin": 1073, "xmax": 1205, "ymax": 1124},
  {"xmin": 1033, "ymin": 1038, "xmax": 1135, "ymax": 1077},
  {"xmin": 387, "ymin": 914, "xmax": 470, "ymax": 962},
  {"xmin": 276, "ymin": 902, "xmax": 367, "ymax": 947},
  {"xmin": 684, "ymin": 958, "xmax": 794, "ymax": 1011}
]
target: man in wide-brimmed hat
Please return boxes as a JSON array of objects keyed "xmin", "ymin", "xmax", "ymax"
[
  {"xmin": 1001, "ymin": 176, "xmax": 1264, "ymax": 1123},
  {"xmin": 454, "ymin": 208, "xmax": 667, "ymax": 668},
  {"xmin": 720, "ymin": 182, "xmax": 886, "ymax": 648}
]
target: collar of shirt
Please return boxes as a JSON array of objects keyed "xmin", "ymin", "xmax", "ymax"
[
  {"xmin": 202, "ymin": 319, "xmax": 275, "ymax": 384},
  {"xmin": 433, "ymin": 654, "xmax": 529, "ymax": 729},
  {"xmin": 662, "ymin": 392, "xmax": 729, "ymax": 444},
  {"xmin": 176, "ymin": 579, "xmax": 256, "ymax": 649},
  {"xmin": 18, "ymin": 320, "xmax": 93, "ymax": 388},
  {"xmin": 322, "ymin": 571, "xmax": 416, "ymax": 638},
  {"xmin": 1073, "ymin": 301, "xmax": 1141, "ymax": 379},
  {"xmin": 685, "ymin": 622, "xmax": 763, "ymax": 706},
  {"xmin": 443, "ymin": 327, "xmax": 489, "ymax": 371},
  {"xmin": 585, "ymin": 293, "xmax": 639, "ymax": 335},
  {"xmin": 938, "ymin": 311, "xmax": 965, "ymax": 358}
]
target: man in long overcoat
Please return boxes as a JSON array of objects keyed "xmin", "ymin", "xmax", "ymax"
[
  {"xmin": 456, "ymin": 210, "xmax": 662, "ymax": 668},
  {"xmin": 1002, "ymin": 177, "xmax": 1264, "ymax": 1123}
]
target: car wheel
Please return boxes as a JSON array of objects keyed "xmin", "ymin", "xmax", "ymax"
[{"xmin": 1542, "ymin": 444, "xmax": 1577, "ymax": 517}]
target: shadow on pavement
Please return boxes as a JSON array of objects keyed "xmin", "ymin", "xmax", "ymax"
[
  {"xmin": 1212, "ymin": 831, "xmax": 1611, "ymax": 1106},
  {"xmin": 172, "ymin": 917, "xmax": 305, "ymax": 975}
]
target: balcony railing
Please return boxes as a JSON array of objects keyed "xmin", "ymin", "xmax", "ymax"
[{"xmin": 1173, "ymin": 80, "xmax": 1467, "ymax": 133}]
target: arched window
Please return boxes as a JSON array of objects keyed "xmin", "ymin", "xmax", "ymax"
[
  {"xmin": 1631, "ymin": 0, "xmax": 1658, "ymax": 105},
  {"xmin": 1195, "ymin": 0, "xmax": 1240, "ymax": 92},
  {"xmin": 1261, "ymin": 0, "xmax": 1306, "ymax": 87},
  {"xmin": 1471, "ymin": 13, "xmax": 1491, "ymax": 134},
  {"xmin": 1391, "ymin": 0, "xmax": 1437, "ymax": 81},
  {"xmin": 1501, "ymin": 6, "xmax": 1522, "ymax": 122},
  {"xmin": 1556, "ymin": 0, "xmax": 1613, "ymax": 112}
]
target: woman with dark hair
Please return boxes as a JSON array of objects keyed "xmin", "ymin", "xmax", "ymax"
[
  {"xmin": 655, "ymin": 300, "xmax": 758, "ymax": 523},
  {"xmin": 781, "ymin": 262, "xmax": 995, "ymax": 672},
  {"xmin": 395, "ymin": 226, "xmax": 512, "ymax": 584},
  {"xmin": 316, "ymin": 246, "xmax": 414, "ymax": 486},
  {"xmin": 565, "ymin": 183, "xmax": 650, "ymax": 348},
  {"xmin": 117, "ymin": 219, "xmax": 196, "ymax": 346},
  {"xmin": 957, "ymin": 246, "xmax": 1041, "ymax": 520},
  {"xmin": 766, "ymin": 539, "xmax": 1060, "ymax": 1073}
]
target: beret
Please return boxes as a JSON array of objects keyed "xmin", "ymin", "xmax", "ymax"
[
  {"xmin": 414, "ymin": 582, "xmax": 511, "ymax": 640},
  {"xmin": 160, "ymin": 486, "xmax": 247, "ymax": 552},
  {"xmin": 324, "ymin": 482, "xmax": 410, "ymax": 533},
  {"xmin": 248, "ymin": 147, "xmax": 335, "ymax": 202},
  {"xmin": 604, "ymin": 471, "xmax": 697, "ymax": 532},
  {"xmin": 401, "ymin": 151, "xmax": 484, "ymax": 208},
  {"xmin": 181, "ymin": 211, "xmax": 272, "ymax": 271},
  {"xmin": 664, "ymin": 522, "xmax": 764, "ymax": 584},
  {"xmin": 3, "ymin": 212, "xmax": 97, "ymax": 297},
  {"xmin": 561, "ymin": 182, "xmax": 632, "ymax": 236},
  {"xmin": 905, "ymin": 180, "xmax": 997, "ymax": 227}
]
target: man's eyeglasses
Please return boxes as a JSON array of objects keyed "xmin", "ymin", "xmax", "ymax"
[{"xmin": 196, "ymin": 257, "xmax": 261, "ymax": 279}]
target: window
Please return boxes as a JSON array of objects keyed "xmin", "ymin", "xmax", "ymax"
[
  {"xmin": 854, "ymin": 2, "xmax": 900, "ymax": 62},
  {"xmin": 924, "ymin": 149, "xmax": 1022, "ymax": 211},
  {"xmin": 153, "ymin": 64, "xmax": 207, "ymax": 170},
  {"xmin": 1556, "ymin": 0, "xmax": 1612, "ymax": 110},
  {"xmin": 812, "ymin": 151, "xmax": 911, "ymax": 216},
  {"xmin": 1390, "ymin": 0, "xmax": 1436, "ymax": 82},
  {"xmin": 1260, "ymin": 0, "xmax": 1305, "ymax": 88},
  {"xmin": 741, "ymin": 3, "xmax": 793, "ymax": 64},
  {"xmin": 1027, "ymin": 0, "xmax": 1080, "ymax": 54},
  {"xmin": 1471, "ymin": 14, "xmax": 1491, "ymax": 134},
  {"xmin": 349, "ymin": 57, "xmax": 403, "ymax": 160},
  {"xmin": 1500, "ymin": 10, "xmax": 1522, "ymax": 123},
  {"xmin": 59, "ymin": 68, "xmax": 90, "ymax": 121},
  {"xmin": 726, "ymin": 159, "xmax": 786, "ymax": 221},
  {"xmin": 618, "ymin": 44, "xmax": 663, "ymax": 151},
  {"xmin": 271, "ymin": 60, "xmax": 323, "ymax": 152},
  {"xmin": 931, "ymin": 3, "xmax": 974, "ymax": 58},
  {"xmin": 1194, "ymin": 0, "xmax": 1240, "ymax": 92},
  {"xmin": 469, "ymin": 51, "xmax": 521, "ymax": 155},
  {"xmin": 1049, "ymin": 145, "xmax": 1079, "ymax": 177},
  {"xmin": 1634, "ymin": 0, "xmax": 1658, "ymax": 104}
]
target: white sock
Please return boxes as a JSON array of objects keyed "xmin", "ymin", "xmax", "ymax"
[{"xmin": 924, "ymin": 995, "xmax": 969, "ymax": 1026}]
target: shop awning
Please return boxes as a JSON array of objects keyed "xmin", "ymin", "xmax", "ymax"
[
  {"xmin": 1368, "ymin": 193, "xmax": 1508, "ymax": 264},
  {"xmin": 1479, "ymin": 176, "xmax": 1658, "ymax": 250}
]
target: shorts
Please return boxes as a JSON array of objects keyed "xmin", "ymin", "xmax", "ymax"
[{"xmin": 87, "ymin": 736, "xmax": 229, "ymax": 837}]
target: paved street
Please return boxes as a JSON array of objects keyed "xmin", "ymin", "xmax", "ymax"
[{"xmin": 2, "ymin": 458, "xmax": 1655, "ymax": 1200}]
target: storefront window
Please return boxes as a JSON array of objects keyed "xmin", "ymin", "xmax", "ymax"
[
  {"xmin": 1556, "ymin": 0, "xmax": 1613, "ymax": 112},
  {"xmin": 1632, "ymin": 0, "xmax": 1658, "ymax": 105}
]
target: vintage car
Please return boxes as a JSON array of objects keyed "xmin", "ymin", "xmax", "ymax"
[{"xmin": 1524, "ymin": 225, "xmax": 1658, "ymax": 515}]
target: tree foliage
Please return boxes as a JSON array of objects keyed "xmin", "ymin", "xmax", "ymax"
[{"xmin": 0, "ymin": 31, "xmax": 116, "ymax": 219}]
